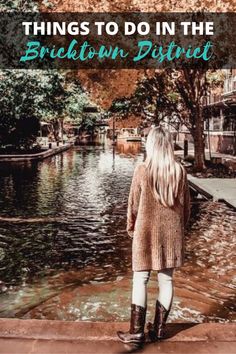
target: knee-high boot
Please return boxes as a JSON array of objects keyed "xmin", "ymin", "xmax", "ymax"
[
  {"xmin": 117, "ymin": 304, "xmax": 146, "ymax": 344},
  {"xmin": 147, "ymin": 300, "xmax": 171, "ymax": 341}
]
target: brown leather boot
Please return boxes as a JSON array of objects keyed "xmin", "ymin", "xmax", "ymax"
[
  {"xmin": 117, "ymin": 304, "xmax": 146, "ymax": 344},
  {"xmin": 147, "ymin": 300, "xmax": 170, "ymax": 341}
]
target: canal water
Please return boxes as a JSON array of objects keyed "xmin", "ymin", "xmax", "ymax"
[{"xmin": 0, "ymin": 141, "xmax": 235, "ymax": 322}]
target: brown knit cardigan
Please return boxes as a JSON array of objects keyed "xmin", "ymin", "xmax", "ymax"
[{"xmin": 127, "ymin": 162, "xmax": 190, "ymax": 271}]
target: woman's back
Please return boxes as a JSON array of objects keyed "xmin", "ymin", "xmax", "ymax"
[
  {"xmin": 137, "ymin": 162, "xmax": 188, "ymax": 214},
  {"xmin": 127, "ymin": 161, "xmax": 190, "ymax": 272}
]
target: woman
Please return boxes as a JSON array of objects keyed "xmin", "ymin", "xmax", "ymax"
[{"xmin": 117, "ymin": 126, "xmax": 190, "ymax": 345}]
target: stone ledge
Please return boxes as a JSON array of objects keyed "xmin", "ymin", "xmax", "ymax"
[
  {"xmin": 0, "ymin": 319, "xmax": 235, "ymax": 342},
  {"xmin": 0, "ymin": 144, "xmax": 72, "ymax": 162}
]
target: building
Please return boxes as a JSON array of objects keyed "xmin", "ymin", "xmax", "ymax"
[
  {"xmin": 179, "ymin": 70, "xmax": 236, "ymax": 156},
  {"xmin": 203, "ymin": 70, "xmax": 236, "ymax": 155}
]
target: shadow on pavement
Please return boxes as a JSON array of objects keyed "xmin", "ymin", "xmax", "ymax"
[
  {"xmin": 164, "ymin": 323, "xmax": 199, "ymax": 339},
  {"xmin": 116, "ymin": 323, "xmax": 199, "ymax": 354}
]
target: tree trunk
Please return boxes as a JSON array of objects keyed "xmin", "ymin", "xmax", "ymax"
[
  {"xmin": 52, "ymin": 119, "xmax": 60, "ymax": 142},
  {"xmin": 192, "ymin": 109, "xmax": 206, "ymax": 172},
  {"xmin": 59, "ymin": 118, "xmax": 64, "ymax": 141}
]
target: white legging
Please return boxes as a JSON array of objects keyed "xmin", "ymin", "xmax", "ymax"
[{"xmin": 132, "ymin": 268, "xmax": 174, "ymax": 310}]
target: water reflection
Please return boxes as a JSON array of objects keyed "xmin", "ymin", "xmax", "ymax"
[
  {"xmin": 0, "ymin": 141, "xmax": 235, "ymax": 322},
  {"xmin": 0, "ymin": 142, "xmax": 145, "ymax": 287},
  {"xmin": 115, "ymin": 141, "xmax": 143, "ymax": 156}
]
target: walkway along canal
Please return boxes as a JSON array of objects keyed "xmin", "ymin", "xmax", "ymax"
[
  {"xmin": 0, "ymin": 141, "xmax": 235, "ymax": 323},
  {"xmin": 0, "ymin": 143, "xmax": 72, "ymax": 163}
]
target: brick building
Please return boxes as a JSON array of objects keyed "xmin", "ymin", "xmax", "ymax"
[
  {"xmin": 203, "ymin": 70, "xmax": 236, "ymax": 155},
  {"xmin": 179, "ymin": 70, "xmax": 236, "ymax": 155}
]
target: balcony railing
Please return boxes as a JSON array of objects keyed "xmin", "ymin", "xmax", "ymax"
[
  {"xmin": 202, "ymin": 95, "xmax": 222, "ymax": 106},
  {"xmin": 203, "ymin": 77, "xmax": 236, "ymax": 106},
  {"xmin": 223, "ymin": 77, "xmax": 236, "ymax": 95}
]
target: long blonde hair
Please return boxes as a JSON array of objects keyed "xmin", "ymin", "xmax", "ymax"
[{"xmin": 145, "ymin": 127, "xmax": 184, "ymax": 207}]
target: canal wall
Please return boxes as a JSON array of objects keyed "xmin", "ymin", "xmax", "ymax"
[
  {"xmin": 0, "ymin": 144, "xmax": 72, "ymax": 162},
  {"xmin": 0, "ymin": 319, "xmax": 235, "ymax": 342},
  {"xmin": 0, "ymin": 319, "xmax": 235, "ymax": 354}
]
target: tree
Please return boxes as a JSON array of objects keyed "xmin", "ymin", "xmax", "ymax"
[
  {"xmin": 64, "ymin": 77, "xmax": 92, "ymax": 124},
  {"xmin": 173, "ymin": 68, "xmax": 208, "ymax": 171},
  {"xmin": 109, "ymin": 70, "xmax": 182, "ymax": 130},
  {"xmin": 38, "ymin": 70, "xmax": 68, "ymax": 142},
  {"xmin": 0, "ymin": 69, "xmax": 67, "ymax": 150},
  {"xmin": 0, "ymin": 0, "xmax": 38, "ymax": 11},
  {"xmin": 63, "ymin": 76, "xmax": 99, "ymax": 137},
  {"xmin": 110, "ymin": 68, "xmax": 221, "ymax": 171}
]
